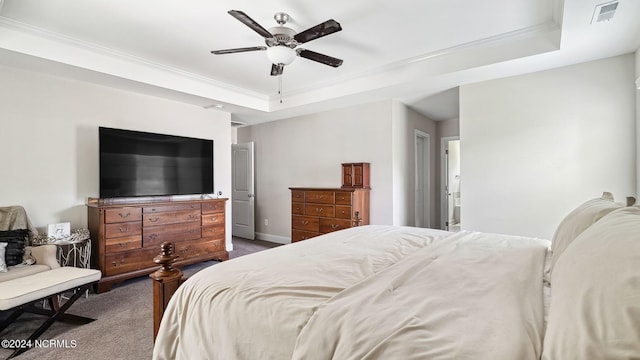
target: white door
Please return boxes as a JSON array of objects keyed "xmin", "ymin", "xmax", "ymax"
[
  {"xmin": 232, "ymin": 142, "xmax": 255, "ymax": 239},
  {"xmin": 414, "ymin": 130, "xmax": 430, "ymax": 228},
  {"xmin": 440, "ymin": 137, "xmax": 460, "ymax": 231}
]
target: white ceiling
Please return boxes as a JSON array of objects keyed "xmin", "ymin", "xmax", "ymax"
[{"xmin": 0, "ymin": 0, "xmax": 638, "ymax": 125}]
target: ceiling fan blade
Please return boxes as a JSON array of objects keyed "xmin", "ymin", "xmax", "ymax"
[
  {"xmin": 271, "ymin": 63, "xmax": 284, "ymax": 76},
  {"xmin": 228, "ymin": 10, "xmax": 274, "ymax": 39},
  {"xmin": 297, "ymin": 49, "xmax": 343, "ymax": 67},
  {"xmin": 293, "ymin": 19, "xmax": 342, "ymax": 44},
  {"xmin": 211, "ymin": 46, "xmax": 267, "ymax": 55}
]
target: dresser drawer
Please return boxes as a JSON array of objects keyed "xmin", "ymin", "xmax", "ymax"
[
  {"xmin": 143, "ymin": 210, "xmax": 201, "ymax": 227},
  {"xmin": 105, "ymin": 235, "xmax": 142, "ymax": 253},
  {"xmin": 292, "ymin": 229, "xmax": 320, "ymax": 242},
  {"xmin": 305, "ymin": 191, "xmax": 334, "ymax": 204},
  {"xmin": 104, "ymin": 247, "xmax": 157, "ymax": 276},
  {"xmin": 292, "ymin": 203, "xmax": 304, "ymax": 215},
  {"xmin": 105, "ymin": 221, "xmax": 142, "ymax": 239},
  {"xmin": 202, "ymin": 212, "xmax": 225, "ymax": 226},
  {"xmin": 143, "ymin": 221, "xmax": 201, "ymax": 247},
  {"xmin": 319, "ymin": 218, "xmax": 351, "ymax": 233},
  {"xmin": 334, "ymin": 192, "xmax": 352, "ymax": 205},
  {"xmin": 291, "ymin": 190, "xmax": 305, "ymax": 203},
  {"xmin": 105, "ymin": 207, "xmax": 142, "ymax": 223},
  {"xmin": 292, "ymin": 215, "xmax": 319, "ymax": 232},
  {"xmin": 202, "ymin": 224, "xmax": 225, "ymax": 239},
  {"xmin": 144, "ymin": 203, "xmax": 200, "ymax": 213},
  {"xmin": 202, "ymin": 201, "xmax": 225, "ymax": 214},
  {"xmin": 175, "ymin": 238, "xmax": 226, "ymax": 260},
  {"xmin": 305, "ymin": 204, "xmax": 335, "ymax": 217},
  {"xmin": 335, "ymin": 205, "xmax": 352, "ymax": 219}
]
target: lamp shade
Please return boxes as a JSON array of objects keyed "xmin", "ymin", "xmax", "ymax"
[{"xmin": 266, "ymin": 46, "xmax": 296, "ymax": 65}]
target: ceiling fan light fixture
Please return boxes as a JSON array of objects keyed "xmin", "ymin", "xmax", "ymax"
[{"xmin": 266, "ymin": 45, "xmax": 296, "ymax": 65}]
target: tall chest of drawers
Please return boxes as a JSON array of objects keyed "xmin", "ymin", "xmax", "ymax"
[
  {"xmin": 87, "ymin": 197, "xmax": 228, "ymax": 292},
  {"xmin": 289, "ymin": 188, "xmax": 370, "ymax": 242}
]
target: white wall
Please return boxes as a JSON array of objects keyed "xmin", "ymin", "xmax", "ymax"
[
  {"xmin": 237, "ymin": 100, "xmax": 394, "ymax": 243},
  {"xmin": 460, "ymin": 54, "xmax": 637, "ymax": 239},
  {"xmin": 0, "ymin": 65, "xmax": 233, "ymax": 248},
  {"xmin": 391, "ymin": 101, "xmax": 438, "ymax": 227}
]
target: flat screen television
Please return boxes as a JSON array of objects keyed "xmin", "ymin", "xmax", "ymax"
[{"xmin": 99, "ymin": 127, "xmax": 213, "ymax": 198}]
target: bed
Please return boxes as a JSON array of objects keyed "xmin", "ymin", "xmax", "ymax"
[{"xmin": 151, "ymin": 193, "xmax": 640, "ymax": 360}]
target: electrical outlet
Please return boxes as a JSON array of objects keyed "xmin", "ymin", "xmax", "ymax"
[{"xmin": 264, "ymin": 219, "xmax": 269, "ymax": 226}]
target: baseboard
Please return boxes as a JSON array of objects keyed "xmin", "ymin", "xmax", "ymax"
[{"xmin": 255, "ymin": 232, "xmax": 290, "ymax": 245}]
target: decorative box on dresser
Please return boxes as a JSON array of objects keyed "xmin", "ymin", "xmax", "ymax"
[
  {"xmin": 87, "ymin": 197, "xmax": 228, "ymax": 293},
  {"xmin": 290, "ymin": 188, "xmax": 370, "ymax": 242}
]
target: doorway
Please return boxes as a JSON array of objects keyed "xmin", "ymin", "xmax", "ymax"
[
  {"xmin": 414, "ymin": 130, "xmax": 430, "ymax": 228},
  {"xmin": 232, "ymin": 142, "xmax": 255, "ymax": 239},
  {"xmin": 440, "ymin": 137, "xmax": 460, "ymax": 231}
]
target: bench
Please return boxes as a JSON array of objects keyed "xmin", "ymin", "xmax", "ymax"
[{"xmin": 0, "ymin": 244, "xmax": 101, "ymax": 359}]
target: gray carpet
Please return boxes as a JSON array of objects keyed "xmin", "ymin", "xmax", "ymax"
[{"xmin": 0, "ymin": 237, "xmax": 280, "ymax": 360}]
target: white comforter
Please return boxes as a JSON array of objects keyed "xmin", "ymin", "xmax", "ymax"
[{"xmin": 153, "ymin": 225, "xmax": 550, "ymax": 360}]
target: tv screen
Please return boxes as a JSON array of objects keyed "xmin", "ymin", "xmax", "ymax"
[{"xmin": 99, "ymin": 127, "xmax": 213, "ymax": 198}]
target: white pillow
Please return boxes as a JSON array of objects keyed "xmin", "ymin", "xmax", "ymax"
[
  {"xmin": 0, "ymin": 242, "xmax": 7, "ymax": 272},
  {"xmin": 542, "ymin": 207, "xmax": 640, "ymax": 359},
  {"xmin": 549, "ymin": 192, "xmax": 622, "ymax": 274}
]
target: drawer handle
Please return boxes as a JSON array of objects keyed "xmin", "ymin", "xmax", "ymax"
[
  {"xmin": 149, "ymin": 233, "xmax": 158, "ymax": 240},
  {"xmin": 207, "ymin": 228, "xmax": 216, "ymax": 233},
  {"xmin": 301, "ymin": 221, "xmax": 309, "ymax": 225},
  {"xmin": 209, "ymin": 216, "xmax": 218, "ymax": 221},
  {"xmin": 119, "ymin": 212, "xmax": 131, "ymax": 218},
  {"xmin": 316, "ymin": 208, "xmax": 324, "ymax": 212},
  {"xmin": 189, "ymin": 229, "xmax": 197, "ymax": 233},
  {"xmin": 118, "ymin": 242, "xmax": 127, "ymax": 247},
  {"xmin": 188, "ymin": 214, "xmax": 198, "ymax": 219},
  {"xmin": 111, "ymin": 259, "xmax": 125, "ymax": 266},
  {"xmin": 331, "ymin": 224, "xmax": 340, "ymax": 229},
  {"xmin": 119, "ymin": 226, "xmax": 129, "ymax": 233},
  {"xmin": 149, "ymin": 217, "xmax": 160, "ymax": 223}
]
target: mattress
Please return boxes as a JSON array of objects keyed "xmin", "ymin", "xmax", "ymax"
[{"xmin": 153, "ymin": 225, "xmax": 550, "ymax": 360}]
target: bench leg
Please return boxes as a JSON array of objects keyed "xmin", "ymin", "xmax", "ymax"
[{"xmin": 7, "ymin": 283, "xmax": 95, "ymax": 359}]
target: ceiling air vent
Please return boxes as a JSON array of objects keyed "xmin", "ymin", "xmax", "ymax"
[
  {"xmin": 231, "ymin": 121, "xmax": 246, "ymax": 127},
  {"xmin": 591, "ymin": 1, "xmax": 619, "ymax": 23}
]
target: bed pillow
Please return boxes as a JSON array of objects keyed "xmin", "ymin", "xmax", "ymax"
[
  {"xmin": 0, "ymin": 229, "xmax": 29, "ymax": 266},
  {"xmin": 549, "ymin": 192, "xmax": 621, "ymax": 273},
  {"xmin": 542, "ymin": 207, "xmax": 640, "ymax": 359},
  {"xmin": 0, "ymin": 242, "xmax": 7, "ymax": 272}
]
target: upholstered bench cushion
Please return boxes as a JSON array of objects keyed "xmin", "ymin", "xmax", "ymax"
[
  {"xmin": 0, "ymin": 267, "xmax": 101, "ymax": 310},
  {"xmin": 0, "ymin": 264, "xmax": 50, "ymax": 283}
]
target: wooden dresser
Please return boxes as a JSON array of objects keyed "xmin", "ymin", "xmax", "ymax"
[
  {"xmin": 290, "ymin": 188, "xmax": 369, "ymax": 242},
  {"xmin": 87, "ymin": 197, "xmax": 228, "ymax": 292}
]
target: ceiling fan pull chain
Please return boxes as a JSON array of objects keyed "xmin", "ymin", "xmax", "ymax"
[{"xmin": 279, "ymin": 75, "xmax": 283, "ymax": 103}]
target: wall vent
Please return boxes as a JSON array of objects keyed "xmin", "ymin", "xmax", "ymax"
[{"xmin": 591, "ymin": 1, "xmax": 619, "ymax": 23}]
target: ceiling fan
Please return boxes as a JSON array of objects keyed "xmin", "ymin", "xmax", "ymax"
[{"xmin": 211, "ymin": 10, "xmax": 343, "ymax": 76}]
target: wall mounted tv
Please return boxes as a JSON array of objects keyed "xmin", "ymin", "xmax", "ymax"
[{"xmin": 99, "ymin": 127, "xmax": 213, "ymax": 198}]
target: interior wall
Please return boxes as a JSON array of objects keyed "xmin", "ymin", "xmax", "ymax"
[
  {"xmin": 0, "ymin": 64, "xmax": 233, "ymax": 248},
  {"xmin": 391, "ymin": 101, "xmax": 438, "ymax": 227},
  {"xmin": 236, "ymin": 100, "xmax": 394, "ymax": 243},
  {"xmin": 460, "ymin": 54, "xmax": 637, "ymax": 239}
]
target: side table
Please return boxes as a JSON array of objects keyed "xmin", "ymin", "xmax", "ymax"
[
  {"xmin": 33, "ymin": 229, "xmax": 91, "ymax": 299},
  {"xmin": 54, "ymin": 237, "xmax": 91, "ymax": 269}
]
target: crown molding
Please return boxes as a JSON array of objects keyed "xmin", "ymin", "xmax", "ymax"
[
  {"xmin": 0, "ymin": 15, "xmax": 269, "ymax": 102},
  {"xmin": 273, "ymin": 20, "xmax": 561, "ymax": 103}
]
